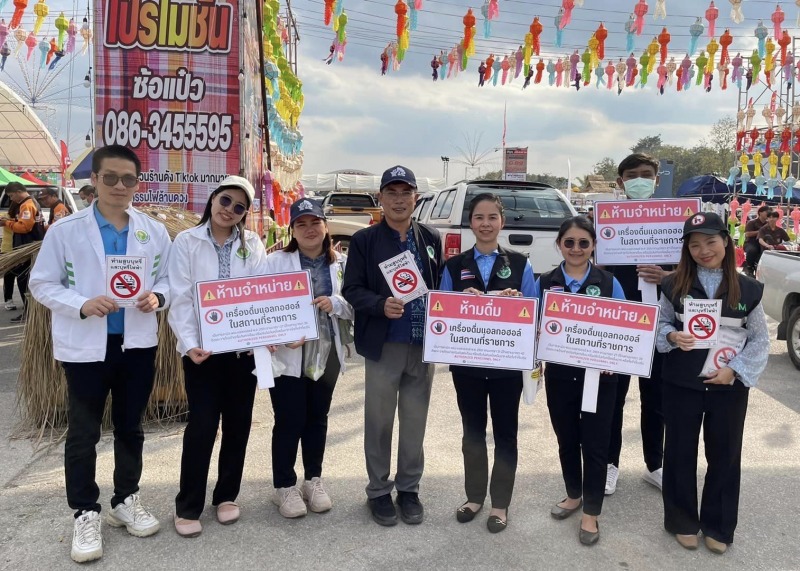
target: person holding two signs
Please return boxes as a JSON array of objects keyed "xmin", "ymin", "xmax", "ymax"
[
  {"xmin": 535, "ymin": 216, "xmax": 626, "ymax": 546},
  {"xmin": 657, "ymin": 212, "xmax": 769, "ymax": 553},
  {"xmin": 264, "ymin": 199, "xmax": 354, "ymax": 519},
  {"xmin": 29, "ymin": 145, "xmax": 171, "ymax": 563},
  {"xmin": 439, "ymin": 193, "xmax": 537, "ymax": 534},
  {"xmin": 167, "ymin": 176, "xmax": 267, "ymax": 538}
]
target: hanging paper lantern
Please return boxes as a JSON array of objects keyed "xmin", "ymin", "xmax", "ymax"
[
  {"xmin": 646, "ymin": 36, "xmax": 658, "ymax": 75},
  {"xmin": 395, "ymin": 0, "xmax": 407, "ymax": 40},
  {"xmin": 24, "ymin": 31, "xmax": 36, "ymax": 60},
  {"xmin": 657, "ymin": 27, "xmax": 669, "ymax": 65},
  {"xmin": 705, "ymin": 1, "xmax": 718, "ymax": 38},
  {"xmin": 581, "ymin": 47, "xmax": 592, "ymax": 85},
  {"xmin": 559, "ymin": 0, "xmax": 575, "ymax": 30},
  {"xmin": 624, "ymin": 14, "xmax": 635, "ymax": 52},
  {"xmin": 408, "ymin": 1, "xmax": 417, "ymax": 32},
  {"xmin": 695, "ymin": 51, "xmax": 707, "ymax": 86},
  {"xmin": 324, "ymin": 0, "xmax": 334, "ymax": 26},
  {"xmin": 706, "ymin": 37, "xmax": 718, "ymax": 74},
  {"xmin": 463, "ymin": 8, "xmax": 476, "ymax": 58},
  {"xmin": 0, "ymin": 44, "xmax": 9, "ymax": 71},
  {"xmin": 729, "ymin": 0, "xmax": 744, "ymax": 24},
  {"xmin": 523, "ymin": 32, "xmax": 532, "ymax": 76},
  {"xmin": 12, "ymin": 27, "xmax": 25, "ymax": 54},
  {"xmin": 531, "ymin": 17, "xmax": 542, "ymax": 56},
  {"xmin": 54, "ymin": 12, "xmax": 68, "ymax": 50},
  {"xmin": 0, "ymin": 19, "xmax": 7, "ymax": 50},
  {"xmin": 689, "ymin": 17, "xmax": 704, "ymax": 57},
  {"xmin": 547, "ymin": 59, "xmax": 556, "ymax": 85},
  {"xmin": 588, "ymin": 33, "xmax": 599, "ymax": 70},
  {"xmin": 481, "ymin": 1, "xmax": 490, "ymax": 39},
  {"xmin": 37, "ymin": 37, "xmax": 47, "ymax": 67},
  {"xmin": 654, "ymin": 0, "xmax": 666, "ymax": 19},
  {"xmin": 778, "ymin": 30, "xmax": 792, "ymax": 67},
  {"xmin": 731, "ymin": 52, "xmax": 743, "ymax": 89},
  {"xmin": 633, "ymin": 0, "xmax": 648, "ymax": 36},
  {"xmin": 10, "ymin": 0, "xmax": 29, "ymax": 29},
  {"xmin": 80, "ymin": 17, "xmax": 92, "ymax": 54},
  {"xmin": 615, "ymin": 59, "xmax": 626, "ymax": 93},
  {"xmin": 764, "ymin": 37, "xmax": 776, "ymax": 88},
  {"xmin": 718, "ymin": 59, "xmax": 729, "ymax": 90},
  {"xmin": 719, "ymin": 29, "xmax": 732, "ymax": 65},
  {"xmin": 754, "ymin": 20, "xmax": 767, "ymax": 59},
  {"xmin": 555, "ymin": 9, "xmax": 564, "ymax": 48},
  {"xmin": 772, "ymin": 5, "xmax": 785, "ymax": 40},
  {"xmin": 32, "ymin": 0, "xmax": 48, "ymax": 35},
  {"xmin": 595, "ymin": 22, "xmax": 607, "ymax": 61},
  {"xmin": 488, "ymin": 0, "xmax": 499, "ymax": 20}
]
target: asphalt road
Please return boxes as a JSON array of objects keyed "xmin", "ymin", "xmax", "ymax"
[{"xmin": 0, "ymin": 290, "xmax": 798, "ymax": 570}]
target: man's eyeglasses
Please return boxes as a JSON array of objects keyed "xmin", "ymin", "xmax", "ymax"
[
  {"xmin": 562, "ymin": 238, "xmax": 592, "ymax": 250},
  {"xmin": 381, "ymin": 190, "xmax": 414, "ymax": 200},
  {"xmin": 99, "ymin": 173, "xmax": 139, "ymax": 188},
  {"xmin": 219, "ymin": 194, "xmax": 247, "ymax": 215}
]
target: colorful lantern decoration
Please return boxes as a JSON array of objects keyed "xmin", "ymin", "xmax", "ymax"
[
  {"xmin": 772, "ymin": 4, "xmax": 785, "ymax": 39},
  {"xmin": 335, "ymin": 11, "xmax": 348, "ymax": 61},
  {"xmin": 523, "ymin": 31, "xmax": 533, "ymax": 76},
  {"xmin": 530, "ymin": 17, "xmax": 543, "ymax": 56},
  {"xmin": 12, "ymin": 26, "xmax": 25, "ymax": 54},
  {"xmin": 559, "ymin": 0, "xmax": 575, "ymax": 30},
  {"xmin": 0, "ymin": 44, "xmax": 9, "ymax": 71},
  {"xmin": 729, "ymin": 0, "xmax": 744, "ymax": 24},
  {"xmin": 324, "ymin": 0, "xmax": 334, "ymax": 26},
  {"xmin": 0, "ymin": 19, "xmax": 7, "ymax": 49},
  {"xmin": 463, "ymin": 8, "xmax": 475, "ymax": 58},
  {"xmin": 695, "ymin": 51, "xmax": 707, "ymax": 86},
  {"xmin": 705, "ymin": 1, "xmax": 718, "ymax": 38},
  {"xmin": 719, "ymin": 29, "xmax": 732, "ymax": 64},
  {"xmin": 588, "ymin": 33, "xmax": 600, "ymax": 69},
  {"xmin": 54, "ymin": 11, "xmax": 68, "ymax": 49},
  {"xmin": 36, "ymin": 37, "xmax": 47, "ymax": 67},
  {"xmin": 657, "ymin": 26, "xmax": 670, "ymax": 65},
  {"xmin": 408, "ymin": 1, "xmax": 418, "ymax": 32},
  {"xmin": 732, "ymin": 52, "xmax": 743, "ymax": 89},
  {"xmin": 66, "ymin": 18, "xmax": 76, "ymax": 53},
  {"xmin": 764, "ymin": 36, "xmax": 776, "ymax": 88},
  {"xmin": 395, "ymin": 0, "xmax": 407, "ymax": 40},
  {"xmin": 750, "ymin": 49, "xmax": 762, "ymax": 83},
  {"xmin": 646, "ymin": 36, "xmax": 659, "ymax": 75},
  {"xmin": 32, "ymin": 0, "xmax": 48, "ymax": 35},
  {"xmin": 639, "ymin": 48, "xmax": 651, "ymax": 86},
  {"xmin": 555, "ymin": 9, "xmax": 564, "ymax": 48},
  {"xmin": 595, "ymin": 22, "xmax": 607, "ymax": 61},
  {"xmin": 80, "ymin": 17, "xmax": 92, "ymax": 54},
  {"xmin": 10, "ymin": 0, "xmax": 28, "ymax": 30},
  {"xmin": 24, "ymin": 31, "xmax": 36, "ymax": 59},
  {"xmin": 481, "ymin": 0, "xmax": 490, "ymax": 38},
  {"xmin": 633, "ymin": 0, "xmax": 648, "ymax": 36},
  {"xmin": 624, "ymin": 14, "xmax": 635, "ymax": 52},
  {"xmin": 689, "ymin": 17, "xmax": 704, "ymax": 56},
  {"xmin": 654, "ymin": 0, "xmax": 666, "ymax": 19},
  {"xmin": 755, "ymin": 20, "xmax": 768, "ymax": 58}
]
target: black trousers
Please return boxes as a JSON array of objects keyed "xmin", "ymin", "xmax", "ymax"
[
  {"xmin": 175, "ymin": 352, "xmax": 257, "ymax": 520},
  {"xmin": 61, "ymin": 337, "xmax": 156, "ymax": 516},
  {"xmin": 546, "ymin": 374, "xmax": 617, "ymax": 516},
  {"xmin": 662, "ymin": 383, "xmax": 749, "ymax": 544},
  {"xmin": 743, "ymin": 242, "xmax": 762, "ymax": 272},
  {"xmin": 609, "ymin": 350, "xmax": 664, "ymax": 472},
  {"xmin": 3, "ymin": 271, "xmax": 17, "ymax": 302},
  {"xmin": 7, "ymin": 262, "xmax": 29, "ymax": 309},
  {"xmin": 269, "ymin": 349, "xmax": 340, "ymax": 488},
  {"xmin": 452, "ymin": 372, "xmax": 523, "ymax": 510}
]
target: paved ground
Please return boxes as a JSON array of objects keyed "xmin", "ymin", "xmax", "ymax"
[{"xmin": 0, "ymin": 288, "xmax": 798, "ymax": 570}]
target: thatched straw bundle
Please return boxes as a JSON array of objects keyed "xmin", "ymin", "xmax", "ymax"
[{"xmin": 13, "ymin": 206, "xmax": 200, "ymax": 439}]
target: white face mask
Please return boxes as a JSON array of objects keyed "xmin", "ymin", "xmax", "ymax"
[
  {"xmin": 81, "ymin": 199, "xmax": 90, "ymax": 207},
  {"xmin": 623, "ymin": 177, "xmax": 656, "ymax": 199}
]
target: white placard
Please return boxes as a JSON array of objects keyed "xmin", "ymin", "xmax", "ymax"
[
  {"xmin": 594, "ymin": 198, "xmax": 701, "ymax": 265},
  {"xmin": 423, "ymin": 291, "xmax": 538, "ymax": 371},
  {"xmin": 683, "ymin": 299, "xmax": 722, "ymax": 349},
  {"xmin": 700, "ymin": 327, "xmax": 748, "ymax": 377},
  {"xmin": 581, "ymin": 369, "xmax": 601, "ymax": 413},
  {"xmin": 380, "ymin": 251, "xmax": 429, "ymax": 303},
  {"xmin": 638, "ymin": 278, "xmax": 659, "ymax": 304},
  {"xmin": 196, "ymin": 271, "xmax": 319, "ymax": 353},
  {"xmin": 106, "ymin": 255, "xmax": 146, "ymax": 307}
]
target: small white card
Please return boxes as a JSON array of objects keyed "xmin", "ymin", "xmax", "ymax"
[
  {"xmin": 379, "ymin": 250, "xmax": 429, "ymax": 303},
  {"xmin": 683, "ymin": 299, "xmax": 722, "ymax": 349},
  {"xmin": 106, "ymin": 256, "xmax": 147, "ymax": 307}
]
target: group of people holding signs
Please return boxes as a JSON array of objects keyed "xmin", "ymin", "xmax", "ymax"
[{"xmin": 27, "ymin": 146, "xmax": 768, "ymax": 563}]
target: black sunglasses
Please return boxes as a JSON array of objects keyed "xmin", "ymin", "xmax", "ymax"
[
  {"xmin": 562, "ymin": 238, "xmax": 592, "ymax": 250},
  {"xmin": 99, "ymin": 173, "xmax": 139, "ymax": 188},
  {"xmin": 218, "ymin": 194, "xmax": 247, "ymax": 215}
]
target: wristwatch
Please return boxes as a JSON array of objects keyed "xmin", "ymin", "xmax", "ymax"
[{"xmin": 154, "ymin": 292, "xmax": 165, "ymax": 308}]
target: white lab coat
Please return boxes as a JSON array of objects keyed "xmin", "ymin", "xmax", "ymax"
[
  {"xmin": 264, "ymin": 249, "xmax": 354, "ymax": 377},
  {"xmin": 29, "ymin": 204, "xmax": 172, "ymax": 362},
  {"xmin": 167, "ymin": 222, "xmax": 268, "ymax": 356}
]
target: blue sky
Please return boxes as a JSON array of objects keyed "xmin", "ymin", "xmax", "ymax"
[{"xmin": 0, "ymin": 0, "xmax": 791, "ymax": 182}]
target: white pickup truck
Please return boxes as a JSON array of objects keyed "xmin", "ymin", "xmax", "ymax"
[
  {"xmin": 757, "ymin": 249, "xmax": 800, "ymax": 368},
  {"xmin": 412, "ymin": 180, "xmax": 577, "ymax": 274}
]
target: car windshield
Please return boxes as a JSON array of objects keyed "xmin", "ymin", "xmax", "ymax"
[
  {"xmin": 328, "ymin": 194, "xmax": 375, "ymax": 207},
  {"xmin": 462, "ymin": 185, "xmax": 573, "ymax": 229}
]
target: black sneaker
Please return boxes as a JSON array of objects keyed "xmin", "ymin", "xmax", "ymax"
[
  {"xmin": 396, "ymin": 491, "xmax": 424, "ymax": 524},
  {"xmin": 10, "ymin": 313, "xmax": 26, "ymax": 323},
  {"xmin": 368, "ymin": 494, "xmax": 397, "ymax": 526}
]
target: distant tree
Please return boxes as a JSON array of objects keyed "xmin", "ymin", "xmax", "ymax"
[
  {"xmin": 592, "ymin": 157, "xmax": 618, "ymax": 181},
  {"xmin": 477, "ymin": 170, "xmax": 503, "ymax": 180},
  {"xmin": 630, "ymin": 135, "xmax": 663, "ymax": 156},
  {"xmin": 528, "ymin": 173, "xmax": 568, "ymax": 188}
]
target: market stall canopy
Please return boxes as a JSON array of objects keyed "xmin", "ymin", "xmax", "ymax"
[
  {"xmin": 676, "ymin": 174, "xmax": 799, "ymax": 205},
  {"xmin": 65, "ymin": 147, "xmax": 93, "ymax": 180},
  {"xmin": 0, "ymin": 80, "xmax": 62, "ymax": 172},
  {"xmin": 20, "ymin": 172, "xmax": 52, "ymax": 186},
  {"xmin": 301, "ymin": 173, "xmax": 447, "ymax": 194},
  {"xmin": 0, "ymin": 166, "xmax": 36, "ymax": 186}
]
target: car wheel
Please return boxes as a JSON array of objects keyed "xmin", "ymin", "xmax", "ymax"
[
  {"xmin": 787, "ymin": 306, "xmax": 800, "ymax": 370},
  {"xmin": 332, "ymin": 236, "xmax": 350, "ymax": 254}
]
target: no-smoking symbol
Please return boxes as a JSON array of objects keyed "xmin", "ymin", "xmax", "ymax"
[
  {"xmin": 111, "ymin": 271, "xmax": 141, "ymax": 298},
  {"xmin": 714, "ymin": 347, "xmax": 736, "ymax": 368},
  {"xmin": 688, "ymin": 313, "xmax": 716, "ymax": 339},
  {"xmin": 392, "ymin": 268, "xmax": 418, "ymax": 294}
]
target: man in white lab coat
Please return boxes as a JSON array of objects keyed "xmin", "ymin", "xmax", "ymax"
[{"xmin": 29, "ymin": 145, "xmax": 171, "ymax": 563}]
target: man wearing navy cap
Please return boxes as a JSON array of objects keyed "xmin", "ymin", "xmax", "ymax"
[{"xmin": 343, "ymin": 165, "xmax": 443, "ymax": 527}]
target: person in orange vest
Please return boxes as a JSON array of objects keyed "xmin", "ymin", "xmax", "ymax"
[
  {"xmin": 1, "ymin": 181, "xmax": 44, "ymax": 321},
  {"xmin": 38, "ymin": 187, "xmax": 73, "ymax": 227}
]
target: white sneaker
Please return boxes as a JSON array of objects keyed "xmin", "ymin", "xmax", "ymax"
[
  {"xmin": 4, "ymin": 301, "xmax": 16, "ymax": 311},
  {"xmin": 273, "ymin": 486, "xmax": 307, "ymax": 518},
  {"xmin": 71, "ymin": 511, "xmax": 103, "ymax": 563},
  {"xmin": 302, "ymin": 477, "xmax": 333, "ymax": 513},
  {"xmin": 605, "ymin": 464, "xmax": 619, "ymax": 495},
  {"xmin": 106, "ymin": 494, "xmax": 161, "ymax": 537},
  {"xmin": 643, "ymin": 468, "xmax": 663, "ymax": 491}
]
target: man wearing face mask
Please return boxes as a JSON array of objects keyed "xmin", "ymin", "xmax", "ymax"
[
  {"xmin": 78, "ymin": 185, "xmax": 96, "ymax": 209},
  {"xmin": 603, "ymin": 153, "xmax": 669, "ymax": 497}
]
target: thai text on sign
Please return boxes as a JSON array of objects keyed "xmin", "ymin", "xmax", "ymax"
[
  {"xmin": 380, "ymin": 250, "xmax": 429, "ymax": 303},
  {"xmin": 423, "ymin": 291, "xmax": 538, "ymax": 371},
  {"xmin": 594, "ymin": 198, "xmax": 701, "ymax": 265},
  {"xmin": 196, "ymin": 271, "xmax": 318, "ymax": 353},
  {"xmin": 683, "ymin": 299, "xmax": 722, "ymax": 349}
]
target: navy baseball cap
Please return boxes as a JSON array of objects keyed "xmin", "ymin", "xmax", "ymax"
[
  {"xmin": 682, "ymin": 212, "xmax": 728, "ymax": 240},
  {"xmin": 380, "ymin": 165, "xmax": 417, "ymax": 190},
  {"xmin": 290, "ymin": 198, "xmax": 326, "ymax": 226}
]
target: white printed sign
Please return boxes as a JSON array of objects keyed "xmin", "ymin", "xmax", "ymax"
[
  {"xmin": 380, "ymin": 250, "xmax": 428, "ymax": 303},
  {"xmin": 594, "ymin": 198, "xmax": 701, "ymax": 265},
  {"xmin": 423, "ymin": 291, "xmax": 537, "ymax": 371},
  {"xmin": 196, "ymin": 271, "xmax": 318, "ymax": 353},
  {"xmin": 700, "ymin": 327, "xmax": 748, "ymax": 377},
  {"xmin": 106, "ymin": 256, "xmax": 146, "ymax": 307},
  {"xmin": 683, "ymin": 299, "xmax": 722, "ymax": 349}
]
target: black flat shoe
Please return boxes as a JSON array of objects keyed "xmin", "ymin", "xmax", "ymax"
[
  {"xmin": 456, "ymin": 502, "xmax": 482, "ymax": 523},
  {"xmin": 550, "ymin": 498, "xmax": 582, "ymax": 520},
  {"xmin": 579, "ymin": 521, "xmax": 600, "ymax": 546},
  {"xmin": 487, "ymin": 512, "xmax": 508, "ymax": 534}
]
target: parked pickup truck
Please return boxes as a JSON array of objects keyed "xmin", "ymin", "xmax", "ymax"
[
  {"xmin": 321, "ymin": 192, "xmax": 382, "ymax": 225},
  {"xmin": 412, "ymin": 180, "xmax": 577, "ymax": 275},
  {"xmin": 757, "ymin": 249, "xmax": 800, "ymax": 368}
]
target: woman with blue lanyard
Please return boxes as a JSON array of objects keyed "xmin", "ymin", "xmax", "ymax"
[
  {"xmin": 168, "ymin": 176, "xmax": 267, "ymax": 538},
  {"xmin": 536, "ymin": 215, "xmax": 625, "ymax": 546},
  {"xmin": 440, "ymin": 193, "xmax": 538, "ymax": 533},
  {"xmin": 656, "ymin": 212, "xmax": 768, "ymax": 554}
]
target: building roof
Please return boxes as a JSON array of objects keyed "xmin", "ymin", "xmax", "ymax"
[{"xmin": 0, "ymin": 80, "xmax": 62, "ymax": 171}]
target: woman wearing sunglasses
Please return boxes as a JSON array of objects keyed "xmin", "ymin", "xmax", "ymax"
[
  {"xmin": 167, "ymin": 177, "xmax": 267, "ymax": 538},
  {"xmin": 439, "ymin": 193, "xmax": 538, "ymax": 533},
  {"xmin": 535, "ymin": 216, "xmax": 625, "ymax": 546}
]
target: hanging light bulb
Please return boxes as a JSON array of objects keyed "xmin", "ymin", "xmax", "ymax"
[
  {"xmin": 85, "ymin": 132, "xmax": 91, "ymax": 147},
  {"xmin": 83, "ymin": 69, "xmax": 91, "ymax": 87},
  {"xmin": 238, "ymin": 68, "xmax": 244, "ymax": 81}
]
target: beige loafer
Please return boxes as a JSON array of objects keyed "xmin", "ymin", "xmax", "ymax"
[
  {"xmin": 173, "ymin": 515, "xmax": 202, "ymax": 538},
  {"xmin": 676, "ymin": 534, "xmax": 699, "ymax": 550},
  {"xmin": 705, "ymin": 536, "xmax": 728, "ymax": 554},
  {"xmin": 216, "ymin": 502, "xmax": 240, "ymax": 525}
]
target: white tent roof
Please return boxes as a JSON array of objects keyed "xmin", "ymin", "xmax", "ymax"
[
  {"xmin": 301, "ymin": 173, "xmax": 447, "ymax": 194},
  {"xmin": 0, "ymin": 80, "xmax": 61, "ymax": 171}
]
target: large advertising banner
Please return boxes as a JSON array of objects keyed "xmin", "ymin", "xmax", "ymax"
[
  {"xmin": 94, "ymin": 0, "xmax": 242, "ymax": 213},
  {"xmin": 423, "ymin": 291, "xmax": 538, "ymax": 371},
  {"xmin": 593, "ymin": 198, "xmax": 701, "ymax": 265},
  {"xmin": 504, "ymin": 147, "xmax": 528, "ymax": 182},
  {"xmin": 535, "ymin": 291, "xmax": 659, "ymax": 378}
]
